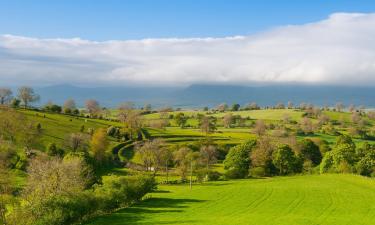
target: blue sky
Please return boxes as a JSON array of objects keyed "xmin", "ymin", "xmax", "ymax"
[{"xmin": 1, "ymin": 0, "xmax": 375, "ymax": 40}]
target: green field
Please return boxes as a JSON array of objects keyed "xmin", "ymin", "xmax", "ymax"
[{"xmin": 86, "ymin": 174, "xmax": 375, "ymax": 225}]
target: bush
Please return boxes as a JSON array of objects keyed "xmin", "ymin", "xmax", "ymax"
[{"xmin": 249, "ymin": 167, "xmax": 266, "ymax": 177}]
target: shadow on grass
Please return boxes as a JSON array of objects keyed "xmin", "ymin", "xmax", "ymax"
[{"xmin": 86, "ymin": 197, "xmax": 206, "ymax": 225}]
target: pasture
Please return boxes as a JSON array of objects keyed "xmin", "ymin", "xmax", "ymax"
[{"xmin": 86, "ymin": 174, "xmax": 375, "ymax": 225}]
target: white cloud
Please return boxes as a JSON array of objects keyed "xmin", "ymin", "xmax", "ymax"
[{"xmin": 1, "ymin": 12, "xmax": 375, "ymax": 86}]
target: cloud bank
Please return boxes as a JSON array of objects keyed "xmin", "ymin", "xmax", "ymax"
[{"xmin": 1, "ymin": 13, "xmax": 375, "ymax": 86}]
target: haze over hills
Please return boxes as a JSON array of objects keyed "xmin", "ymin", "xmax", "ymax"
[{"xmin": 34, "ymin": 84, "xmax": 375, "ymax": 108}]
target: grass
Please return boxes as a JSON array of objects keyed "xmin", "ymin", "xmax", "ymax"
[
  {"xmin": 85, "ymin": 174, "xmax": 375, "ymax": 225},
  {"xmin": 19, "ymin": 109, "xmax": 122, "ymax": 150}
]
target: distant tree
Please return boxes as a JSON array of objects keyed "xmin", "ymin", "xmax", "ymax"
[
  {"xmin": 275, "ymin": 102, "xmax": 285, "ymax": 109},
  {"xmin": 63, "ymin": 98, "xmax": 76, "ymax": 114},
  {"xmin": 65, "ymin": 133, "xmax": 89, "ymax": 152},
  {"xmin": 216, "ymin": 103, "xmax": 228, "ymax": 112},
  {"xmin": 223, "ymin": 113, "xmax": 234, "ymax": 128},
  {"xmin": 203, "ymin": 106, "xmax": 209, "ymax": 111},
  {"xmin": 199, "ymin": 116, "xmax": 217, "ymax": 135},
  {"xmin": 335, "ymin": 102, "xmax": 344, "ymax": 112},
  {"xmin": 90, "ymin": 128, "xmax": 109, "ymax": 165},
  {"xmin": 231, "ymin": 103, "xmax": 240, "ymax": 111},
  {"xmin": 143, "ymin": 103, "xmax": 152, "ymax": 112},
  {"xmin": 348, "ymin": 104, "xmax": 356, "ymax": 113},
  {"xmin": 246, "ymin": 102, "xmax": 260, "ymax": 110},
  {"xmin": 253, "ymin": 120, "xmax": 266, "ymax": 136},
  {"xmin": 85, "ymin": 99, "xmax": 101, "ymax": 117},
  {"xmin": 351, "ymin": 112, "xmax": 361, "ymax": 124},
  {"xmin": 272, "ymin": 144, "xmax": 298, "ymax": 175},
  {"xmin": 159, "ymin": 148, "xmax": 173, "ymax": 182},
  {"xmin": 17, "ymin": 86, "xmax": 40, "ymax": 108},
  {"xmin": 0, "ymin": 88, "xmax": 12, "ymax": 105},
  {"xmin": 300, "ymin": 117, "xmax": 314, "ymax": 134},
  {"xmin": 287, "ymin": 101, "xmax": 294, "ymax": 109},
  {"xmin": 135, "ymin": 139, "xmax": 166, "ymax": 174},
  {"xmin": 318, "ymin": 114, "xmax": 330, "ymax": 125},
  {"xmin": 174, "ymin": 112, "xmax": 188, "ymax": 128}
]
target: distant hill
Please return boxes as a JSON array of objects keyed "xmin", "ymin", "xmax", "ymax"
[{"xmin": 34, "ymin": 84, "xmax": 375, "ymax": 108}]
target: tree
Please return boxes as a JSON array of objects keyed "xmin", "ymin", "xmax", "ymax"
[
  {"xmin": 13, "ymin": 155, "xmax": 92, "ymax": 224},
  {"xmin": 17, "ymin": 86, "xmax": 40, "ymax": 108},
  {"xmin": 223, "ymin": 113, "xmax": 234, "ymax": 128},
  {"xmin": 199, "ymin": 116, "xmax": 217, "ymax": 135},
  {"xmin": 63, "ymin": 98, "xmax": 76, "ymax": 114},
  {"xmin": 199, "ymin": 145, "xmax": 217, "ymax": 178},
  {"xmin": 90, "ymin": 128, "xmax": 109, "ymax": 165},
  {"xmin": 335, "ymin": 102, "xmax": 344, "ymax": 112},
  {"xmin": 272, "ymin": 144, "xmax": 298, "ymax": 175},
  {"xmin": 118, "ymin": 104, "xmax": 143, "ymax": 139},
  {"xmin": 135, "ymin": 139, "xmax": 166, "ymax": 174},
  {"xmin": 85, "ymin": 99, "xmax": 101, "ymax": 117},
  {"xmin": 298, "ymin": 139, "xmax": 322, "ymax": 166},
  {"xmin": 187, "ymin": 151, "xmax": 200, "ymax": 189},
  {"xmin": 300, "ymin": 117, "xmax": 314, "ymax": 134},
  {"xmin": 159, "ymin": 148, "xmax": 173, "ymax": 182},
  {"xmin": 65, "ymin": 133, "xmax": 89, "ymax": 152},
  {"xmin": 231, "ymin": 103, "xmax": 240, "ymax": 111},
  {"xmin": 216, "ymin": 103, "xmax": 228, "ymax": 112},
  {"xmin": 320, "ymin": 135, "xmax": 357, "ymax": 173},
  {"xmin": 287, "ymin": 101, "xmax": 294, "ymax": 109},
  {"xmin": 174, "ymin": 147, "xmax": 192, "ymax": 181},
  {"xmin": 246, "ymin": 102, "xmax": 260, "ymax": 110},
  {"xmin": 174, "ymin": 112, "xmax": 188, "ymax": 128},
  {"xmin": 0, "ymin": 88, "xmax": 12, "ymax": 105},
  {"xmin": 224, "ymin": 140, "xmax": 256, "ymax": 178},
  {"xmin": 253, "ymin": 120, "xmax": 266, "ymax": 136},
  {"xmin": 250, "ymin": 136, "xmax": 275, "ymax": 176}
]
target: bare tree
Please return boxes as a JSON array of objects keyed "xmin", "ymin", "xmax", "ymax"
[
  {"xmin": 199, "ymin": 145, "xmax": 217, "ymax": 178},
  {"xmin": 173, "ymin": 147, "xmax": 192, "ymax": 181},
  {"xmin": 253, "ymin": 120, "xmax": 266, "ymax": 136},
  {"xmin": 85, "ymin": 99, "xmax": 101, "ymax": 117},
  {"xmin": 0, "ymin": 88, "xmax": 12, "ymax": 105},
  {"xmin": 335, "ymin": 102, "xmax": 344, "ymax": 112},
  {"xmin": 17, "ymin": 86, "xmax": 40, "ymax": 108},
  {"xmin": 199, "ymin": 116, "xmax": 217, "ymax": 135},
  {"xmin": 287, "ymin": 101, "xmax": 294, "ymax": 109},
  {"xmin": 223, "ymin": 113, "xmax": 234, "ymax": 128},
  {"xmin": 63, "ymin": 98, "xmax": 76, "ymax": 113},
  {"xmin": 216, "ymin": 103, "xmax": 228, "ymax": 112},
  {"xmin": 65, "ymin": 133, "xmax": 89, "ymax": 152},
  {"xmin": 300, "ymin": 117, "xmax": 314, "ymax": 134}
]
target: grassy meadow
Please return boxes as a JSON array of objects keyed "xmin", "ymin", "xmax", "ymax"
[{"xmin": 86, "ymin": 174, "xmax": 375, "ymax": 225}]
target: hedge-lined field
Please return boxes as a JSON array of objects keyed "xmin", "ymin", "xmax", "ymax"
[{"xmin": 86, "ymin": 174, "xmax": 375, "ymax": 225}]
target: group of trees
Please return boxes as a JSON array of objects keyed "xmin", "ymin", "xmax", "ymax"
[
  {"xmin": 135, "ymin": 139, "xmax": 218, "ymax": 185},
  {"xmin": 224, "ymin": 133, "xmax": 375, "ymax": 178},
  {"xmin": 224, "ymin": 136, "xmax": 324, "ymax": 178},
  {"xmin": 0, "ymin": 86, "xmax": 40, "ymax": 108}
]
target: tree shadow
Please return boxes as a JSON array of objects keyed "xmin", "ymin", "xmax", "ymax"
[{"xmin": 86, "ymin": 197, "xmax": 206, "ymax": 225}]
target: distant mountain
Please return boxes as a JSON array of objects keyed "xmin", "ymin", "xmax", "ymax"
[{"xmin": 34, "ymin": 84, "xmax": 375, "ymax": 108}]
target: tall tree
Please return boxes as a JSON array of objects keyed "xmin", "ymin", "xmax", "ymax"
[
  {"xmin": 199, "ymin": 145, "xmax": 217, "ymax": 178},
  {"xmin": 173, "ymin": 147, "xmax": 192, "ymax": 181},
  {"xmin": 0, "ymin": 88, "xmax": 12, "ymax": 105},
  {"xmin": 223, "ymin": 113, "xmax": 234, "ymax": 128},
  {"xmin": 199, "ymin": 116, "xmax": 217, "ymax": 135},
  {"xmin": 17, "ymin": 86, "xmax": 40, "ymax": 108},
  {"xmin": 90, "ymin": 128, "xmax": 109, "ymax": 165}
]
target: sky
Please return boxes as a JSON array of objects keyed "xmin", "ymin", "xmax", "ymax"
[{"xmin": 1, "ymin": 0, "xmax": 375, "ymax": 86}]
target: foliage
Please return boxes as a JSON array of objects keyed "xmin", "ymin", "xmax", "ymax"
[{"xmin": 223, "ymin": 140, "xmax": 256, "ymax": 178}]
